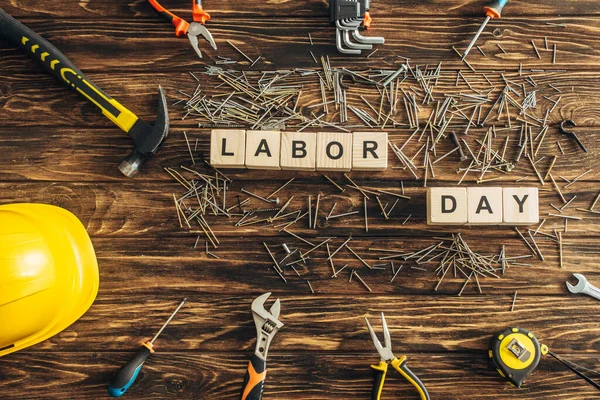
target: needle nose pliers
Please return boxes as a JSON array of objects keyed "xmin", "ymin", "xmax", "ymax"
[
  {"xmin": 148, "ymin": 0, "xmax": 217, "ymax": 59},
  {"xmin": 365, "ymin": 313, "xmax": 430, "ymax": 400}
]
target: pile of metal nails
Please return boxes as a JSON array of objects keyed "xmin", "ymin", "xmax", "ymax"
[
  {"xmin": 169, "ymin": 33, "xmax": 596, "ymax": 289},
  {"xmin": 369, "ymin": 233, "xmax": 534, "ymax": 295}
]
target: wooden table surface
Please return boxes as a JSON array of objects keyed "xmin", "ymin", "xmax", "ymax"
[{"xmin": 1, "ymin": 0, "xmax": 599, "ymax": 399}]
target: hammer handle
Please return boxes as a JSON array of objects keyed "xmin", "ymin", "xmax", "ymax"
[{"xmin": 0, "ymin": 8, "xmax": 139, "ymax": 133}]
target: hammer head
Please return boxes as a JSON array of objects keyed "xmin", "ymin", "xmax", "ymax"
[{"xmin": 118, "ymin": 86, "xmax": 169, "ymax": 177}]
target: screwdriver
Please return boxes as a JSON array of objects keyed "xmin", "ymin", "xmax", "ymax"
[
  {"xmin": 108, "ymin": 298, "xmax": 187, "ymax": 397},
  {"xmin": 462, "ymin": 0, "xmax": 510, "ymax": 60}
]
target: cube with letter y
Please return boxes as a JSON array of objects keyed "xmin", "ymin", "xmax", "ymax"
[
  {"xmin": 503, "ymin": 187, "xmax": 539, "ymax": 225},
  {"xmin": 245, "ymin": 130, "xmax": 281, "ymax": 170},
  {"xmin": 352, "ymin": 132, "xmax": 388, "ymax": 171},
  {"xmin": 210, "ymin": 129, "xmax": 246, "ymax": 168},
  {"xmin": 467, "ymin": 187, "xmax": 503, "ymax": 224},
  {"xmin": 427, "ymin": 188, "xmax": 468, "ymax": 225}
]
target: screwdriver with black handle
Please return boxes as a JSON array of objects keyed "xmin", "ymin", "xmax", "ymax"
[
  {"xmin": 462, "ymin": 0, "xmax": 510, "ymax": 60},
  {"xmin": 108, "ymin": 299, "xmax": 186, "ymax": 397}
]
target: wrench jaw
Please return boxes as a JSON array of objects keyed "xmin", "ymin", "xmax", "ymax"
[
  {"xmin": 251, "ymin": 293, "xmax": 284, "ymax": 361},
  {"xmin": 566, "ymin": 273, "xmax": 588, "ymax": 294}
]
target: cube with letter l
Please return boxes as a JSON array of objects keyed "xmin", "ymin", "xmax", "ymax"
[{"xmin": 210, "ymin": 129, "xmax": 246, "ymax": 168}]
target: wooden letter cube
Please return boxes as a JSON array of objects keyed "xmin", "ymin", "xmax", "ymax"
[
  {"xmin": 427, "ymin": 188, "xmax": 468, "ymax": 225},
  {"xmin": 245, "ymin": 130, "xmax": 281, "ymax": 170},
  {"xmin": 280, "ymin": 131, "xmax": 317, "ymax": 171},
  {"xmin": 210, "ymin": 129, "xmax": 246, "ymax": 168},
  {"xmin": 316, "ymin": 132, "xmax": 352, "ymax": 172},
  {"xmin": 467, "ymin": 187, "xmax": 503, "ymax": 224},
  {"xmin": 352, "ymin": 132, "xmax": 388, "ymax": 171},
  {"xmin": 503, "ymin": 187, "xmax": 539, "ymax": 225}
]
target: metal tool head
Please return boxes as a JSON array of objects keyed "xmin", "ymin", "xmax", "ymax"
[
  {"xmin": 566, "ymin": 273, "xmax": 588, "ymax": 294},
  {"xmin": 365, "ymin": 312, "xmax": 394, "ymax": 362},
  {"xmin": 187, "ymin": 22, "xmax": 217, "ymax": 59},
  {"xmin": 118, "ymin": 86, "xmax": 169, "ymax": 177},
  {"xmin": 559, "ymin": 119, "xmax": 577, "ymax": 135},
  {"xmin": 251, "ymin": 293, "xmax": 284, "ymax": 361}
]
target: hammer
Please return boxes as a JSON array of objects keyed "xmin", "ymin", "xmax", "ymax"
[{"xmin": 0, "ymin": 8, "xmax": 169, "ymax": 177}]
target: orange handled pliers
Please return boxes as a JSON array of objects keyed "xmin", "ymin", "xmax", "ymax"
[{"xmin": 147, "ymin": 0, "xmax": 217, "ymax": 59}]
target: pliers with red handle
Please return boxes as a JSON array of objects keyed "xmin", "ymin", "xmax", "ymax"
[{"xmin": 148, "ymin": 0, "xmax": 217, "ymax": 59}]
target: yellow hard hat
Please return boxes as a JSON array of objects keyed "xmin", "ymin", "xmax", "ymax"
[{"xmin": 0, "ymin": 203, "xmax": 99, "ymax": 357}]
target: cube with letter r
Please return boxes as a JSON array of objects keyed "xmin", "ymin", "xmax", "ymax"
[{"xmin": 352, "ymin": 132, "xmax": 388, "ymax": 171}]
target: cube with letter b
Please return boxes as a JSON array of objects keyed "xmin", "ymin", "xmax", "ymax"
[
  {"xmin": 316, "ymin": 132, "xmax": 353, "ymax": 171},
  {"xmin": 280, "ymin": 131, "xmax": 317, "ymax": 171},
  {"xmin": 245, "ymin": 130, "xmax": 281, "ymax": 170},
  {"xmin": 352, "ymin": 132, "xmax": 388, "ymax": 171},
  {"xmin": 210, "ymin": 129, "xmax": 246, "ymax": 168},
  {"xmin": 427, "ymin": 188, "xmax": 468, "ymax": 225}
]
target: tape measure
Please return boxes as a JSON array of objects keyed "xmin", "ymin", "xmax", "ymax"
[{"xmin": 489, "ymin": 327, "xmax": 548, "ymax": 387}]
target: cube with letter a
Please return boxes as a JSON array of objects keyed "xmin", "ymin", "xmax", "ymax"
[
  {"xmin": 280, "ymin": 131, "xmax": 317, "ymax": 171},
  {"xmin": 352, "ymin": 132, "xmax": 388, "ymax": 171},
  {"xmin": 467, "ymin": 187, "xmax": 503, "ymax": 224},
  {"xmin": 427, "ymin": 188, "xmax": 468, "ymax": 225},
  {"xmin": 245, "ymin": 130, "xmax": 281, "ymax": 170},
  {"xmin": 316, "ymin": 132, "xmax": 352, "ymax": 172},
  {"xmin": 210, "ymin": 129, "xmax": 246, "ymax": 168},
  {"xmin": 503, "ymin": 187, "xmax": 539, "ymax": 225}
]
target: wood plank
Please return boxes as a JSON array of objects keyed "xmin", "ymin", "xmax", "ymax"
[
  {"xmin": 1, "ymin": 17, "xmax": 600, "ymax": 73},
  {"xmin": 0, "ymin": 182, "xmax": 597, "ymax": 235},
  {"xmin": 0, "ymin": 125, "xmax": 598, "ymax": 182},
  {"xmin": 0, "ymin": 352, "xmax": 598, "ymax": 399},
  {"xmin": 10, "ymin": 294, "xmax": 600, "ymax": 354},
  {"xmin": 89, "ymin": 236, "xmax": 599, "ymax": 295},
  {"xmin": 2, "ymin": 0, "xmax": 600, "ymax": 19}
]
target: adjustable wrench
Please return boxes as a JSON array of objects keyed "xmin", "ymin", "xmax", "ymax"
[
  {"xmin": 240, "ymin": 293, "xmax": 284, "ymax": 400},
  {"xmin": 566, "ymin": 273, "xmax": 600, "ymax": 301}
]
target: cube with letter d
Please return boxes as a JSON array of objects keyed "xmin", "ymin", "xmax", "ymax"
[
  {"xmin": 352, "ymin": 132, "xmax": 388, "ymax": 171},
  {"xmin": 427, "ymin": 188, "xmax": 468, "ymax": 225},
  {"xmin": 210, "ymin": 129, "xmax": 246, "ymax": 168}
]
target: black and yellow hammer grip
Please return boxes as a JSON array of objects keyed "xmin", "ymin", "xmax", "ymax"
[
  {"xmin": 0, "ymin": 8, "xmax": 139, "ymax": 133},
  {"xmin": 240, "ymin": 354, "xmax": 267, "ymax": 400}
]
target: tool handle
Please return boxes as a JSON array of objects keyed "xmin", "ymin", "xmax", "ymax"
[
  {"xmin": 392, "ymin": 357, "xmax": 430, "ymax": 400},
  {"xmin": 0, "ymin": 8, "xmax": 139, "ymax": 133},
  {"xmin": 192, "ymin": 0, "xmax": 211, "ymax": 24},
  {"xmin": 108, "ymin": 344, "xmax": 153, "ymax": 398},
  {"xmin": 147, "ymin": 0, "xmax": 190, "ymax": 36},
  {"xmin": 484, "ymin": 0, "xmax": 509, "ymax": 18},
  {"xmin": 370, "ymin": 361, "xmax": 389, "ymax": 400},
  {"xmin": 240, "ymin": 354, "xmax": 267, "ymax": 400}
]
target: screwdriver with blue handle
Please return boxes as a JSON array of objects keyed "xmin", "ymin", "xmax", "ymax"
[
  {"xmin": 462, "ymin": 0, "xmax": 510, "ymax": 60},
  {"xmin": 108, "ymin": 298, "xmax": 187, "ymax": 397}
]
